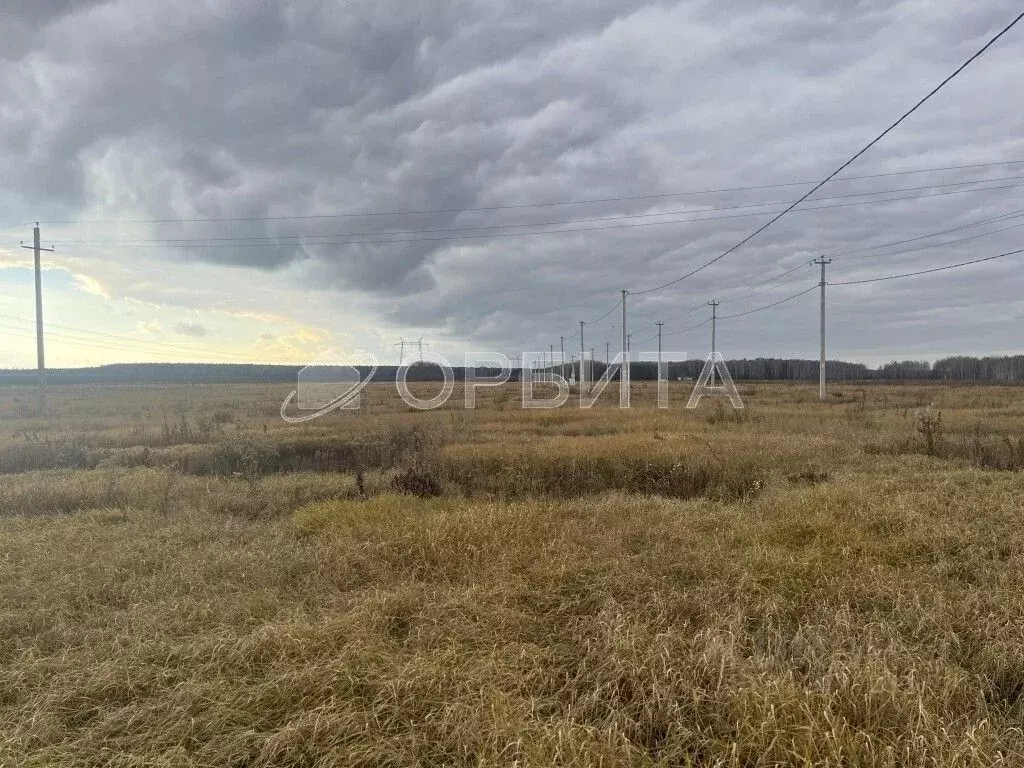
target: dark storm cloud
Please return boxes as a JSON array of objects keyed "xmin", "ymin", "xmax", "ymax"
[
  {"xmin": 0, "ymin": 0, "xmax": 109, "ymax": 58},
  {"xmin": 0, "ymin": 0, "xmax": 1022, "ymax": 360}
]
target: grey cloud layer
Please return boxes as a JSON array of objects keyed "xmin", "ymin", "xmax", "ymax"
[{"xmin": 1, "ymin": 0, "xmax": 1022, "ymax": 360}]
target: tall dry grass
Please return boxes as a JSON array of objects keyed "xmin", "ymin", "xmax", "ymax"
[{"xmin": 0, "ymin": 380, "xmax": 1022, "ymax": 765}]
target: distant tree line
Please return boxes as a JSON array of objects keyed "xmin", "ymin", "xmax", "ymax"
[
  {"xmin": 655, "ymin": 358, "xmax": 872, "ymax": 381},
  {"xmin": 0, "ymin": 355, "xmax": 1022, "ymax": 385},
  {"xmin": 568, "ymin": 359, "xmax": 871, "ymax": 382},
  {"xmin": 875, "ymin": 355, "xmax": 1024, "ymax": 381},
  {"xmin": 0, "ymin": 363, "xmax": 301, "ymax": 385},
  {"xmin": 586, "ymin": 355, "xmax": 1023, "ymax": 382}
]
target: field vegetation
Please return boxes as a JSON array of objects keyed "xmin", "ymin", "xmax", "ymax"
[{"xmin": 1, "ymin": 379, "xmax": 1023, "ymax": 765}]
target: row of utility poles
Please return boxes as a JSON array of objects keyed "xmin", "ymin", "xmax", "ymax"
[
  {"xmin": 553, "ymin": 262, "xmax": 832, "ymax": 401},
  {"xmin": 20, "ymin": 225, "xmax": 833, "ymax": 419}
]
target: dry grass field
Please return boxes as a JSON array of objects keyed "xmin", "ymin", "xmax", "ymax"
[{"xmin": 1, "ymin": 378, "xmax": 1023, "ymax": 766}]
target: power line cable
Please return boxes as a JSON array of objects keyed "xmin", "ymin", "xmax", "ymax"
[
  {"xmin": 664, "ymin": 210, "xmax": 1024, "ymax": 336},
  {"xmin": 636, "ymin": 282, "xmax": 814, "ymax": 350},
  {"xmin": 714, "ymin": 261, "xmax": 816, "ymax": 304},
  {"xmin": 24, "ymin": 159, "xmax": 1024, "ymax": 228},
  {"xmin": 829, "ymin": 207, "xmax": 1024, "ymax": 258},
  {"xmin": 631, "ymin": 9, "xmax": 1024, "ymax": 296},
  {"xmin": 588, "ymin": 298, "xmax": 623, "ymax": 325},
  {"xmin": 836, "ymin": 219, "xmax": 1024, "ymax": 261},
  {"xmin": 29, "ymin": 182, "xmax": 1024, "ymax": 252},
  {"xmin": 0, "ymin": 314, "xmax": 283, "ymax": 361},
  {"xmin": 829, "ymin": 247, "xmax": 1024, "ymax": 285},
  {"xmin": 632, "ymin": 260, "xmax": 815, "ymax": 333},
  {"xmin": 663, "ymin": 243, "xmax": 1019, "ymax": 338},
  {"xmin": 49, "ymin": 176, "xmax": 1024, "ymax": 246},
  {"xmin": 661, "ymin": 317, "xmax": 712, "ymax": 338},
  {"xmin": 564, "ymin": 297, "xmax": 624, "ymax": 340},
  {"xmin": 718, "ymin": 284, "xmax": 819, "ymax": 319},
  {"xmin": 666, "ymin": 207, "xmax": 1024, "ymax": 335},
  {"xmin": 0, "ymin": 323, "xmax": 283, "ymax": 362}
]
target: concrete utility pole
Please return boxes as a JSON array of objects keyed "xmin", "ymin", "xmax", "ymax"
[
  {"xmin": 605, "ymin": 341, "xmax": 610, "ymax": 366},
  {"xmin": 579, "ymin": 321, "xmax": 585, "ymax": 390},
  {"xmin": 621, "ymin": 289, "xmax": 628, "ymax": 390},
  {"xmin": 549, "ymin": 344, "xmax": 554, "ymax": 382},
  {"xmin": 21, "ymin": 224, "xmax": 54, "ymax": 417},
  {"xmin": 626, "ymin": 333, "xmax": 632, "ymax": 389},
  {"xmin": 560, "ymin": 336, "xmax": 565, "ymax": 381},
  {"xmin": 590, "ymin": 346, "xmax": 595, "ymax": 384},
  {"xmin": 708, "ymin": 300, "xmax": 720, "ymax": 386},
  {"xmin": 814, "ymin": 257, "xmax": 832, "ymax": 401},
  {"xmin": 656, "ymin": 321, "xmax": 663, "ymax": 376}
]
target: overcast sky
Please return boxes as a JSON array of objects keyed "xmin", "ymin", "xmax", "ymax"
[{"xmin": 0, "ymin": 0, "xmax": 1021, "ymax": 368}]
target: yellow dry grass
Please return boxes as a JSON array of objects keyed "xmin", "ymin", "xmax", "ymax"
[{"xmin": 0, "ymin": 380, "xmax": 1022, "ymax": 766}]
